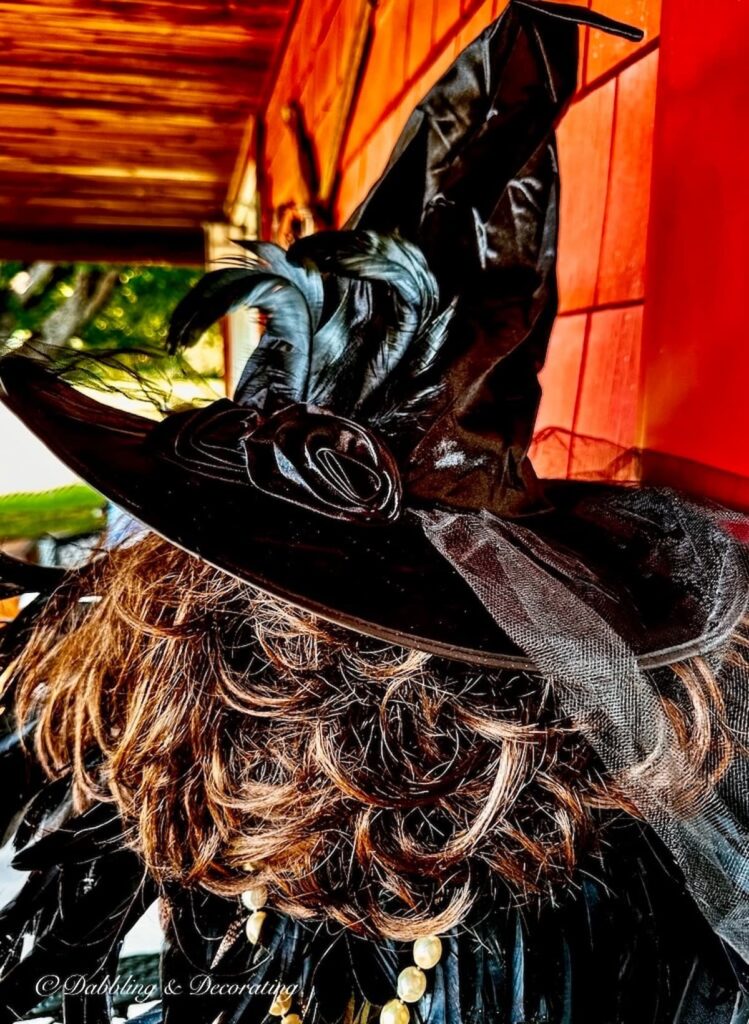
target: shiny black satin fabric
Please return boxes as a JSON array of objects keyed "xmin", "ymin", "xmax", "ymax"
[
  {"xmin": 0, "ymin": 550, "xmax": 64, "ymax": 600},
  {"xmin": 5, "ymin": 0, "xmax": 718, "ymax": 675},
  {"xmin": 217, "ymin": 0, "xmax": 583, "ymax": 520},
  {"xmin": 2, "ymin": 355, "xmax": 746, "ymax": 669},
  {"xmin": 348, "ymin": 2, "xmax": 576, "ymax": 517}
]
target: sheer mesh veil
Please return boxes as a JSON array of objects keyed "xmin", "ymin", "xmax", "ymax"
[{"xmin": 419, "ymin": 492, "xmax": 749, "ymax": 962}]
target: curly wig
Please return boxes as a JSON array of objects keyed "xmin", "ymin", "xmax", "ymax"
[{"xmin": 3, "ymin": 534, "xmax": 735, "ymax": 940}]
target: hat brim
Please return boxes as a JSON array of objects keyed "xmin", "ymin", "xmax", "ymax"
[
  {"xmin": 1, "ymin": 356, "xmax": 744, "ymax": 671},
  {"xmin": 0, "ymin": 356, "xmax": 539, "ymax": 667}
]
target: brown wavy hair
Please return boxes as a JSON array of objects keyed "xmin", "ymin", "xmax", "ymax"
[{"xmin": 2, "ymin": 534, "xmax": 737, "ymax": 939}]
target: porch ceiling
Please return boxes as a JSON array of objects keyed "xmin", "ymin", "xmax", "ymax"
[{"xmin": 0, "ymin": 0, "xmax": 295, "ymax": 262}]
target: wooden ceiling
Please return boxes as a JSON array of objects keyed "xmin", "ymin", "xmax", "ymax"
[{"xmin": 0, "ymin": 0, "xmax": 296, "ymax": 262}]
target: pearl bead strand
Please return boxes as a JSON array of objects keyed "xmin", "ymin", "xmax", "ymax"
[
  {"xmin": 240, "ymin": 878, "xmax": 442, "ymax": 1024},
  {"xmin": 241, "ymin": 882, "xmax": 268, "ymax": 945},
  {"xmin": 240, "ymin": 879, "xmax": 304, "ymax": 1024},
  {"xmin": 379, "ymin": 935, "xmax": 443, "ymax": 1024}
]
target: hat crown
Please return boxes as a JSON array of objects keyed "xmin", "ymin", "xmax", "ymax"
[
  {"xmin": 168, "ymin": 1, "xmax": 574, "ymax": 517},
  {"xmin": 167, "ymin": 0, "xmax": 644, "ymax": 519}
]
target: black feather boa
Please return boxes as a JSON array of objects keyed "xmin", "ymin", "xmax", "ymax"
[{"xmin": 0, "ymin": 745, "xmax": 746, "ymax": 1024}]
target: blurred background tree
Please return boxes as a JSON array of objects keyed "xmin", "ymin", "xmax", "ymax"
[
  {"xmin": 0, "ymin": 261, "xmax": 223, "ymax": 381},
  {"xmin": 0, "ymin": 260, "xmax": 224, "ymax": 546}
]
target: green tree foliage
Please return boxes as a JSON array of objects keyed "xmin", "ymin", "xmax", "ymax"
[
  {"xmin": 80, "ymin": 266, "xmax": 205, "ymax": 352},
  {"xmin": 0, "ymin": 485, "xmax": 106, "ymax": 541},
  {"xmin": 0, "ymin": 262, "xmax": 224, "ymax": 543},
  {"xmin": 0, "ymin": 261, "xmax": 222, "ymax": 378}
]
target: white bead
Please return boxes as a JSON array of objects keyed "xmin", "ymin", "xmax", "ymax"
[
  {"xmin": 380, "ymin": 999, "xmax": 410, "ymax": 1024},
  {"xmin": 413, "ymin": 935, "xmax": 443, "ymax": 969},
  {"xmin": 269, "ymin": 990, "xmax": 293, "ymax": 1016},
  {"xmin": 397, "ymin": 966, "xmax": 427, "ymax": 1003},
  {"xmin": 241, "ymin": 883, "xmax": 268, "ymax": 911},
  {"xmin": 245, "ymin": 910, "xmax": 266, "ymax": 944}
]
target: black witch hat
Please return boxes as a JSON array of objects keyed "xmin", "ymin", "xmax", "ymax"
[
  {"xmin": 1, "ymin": 0, "xmax": 738, "ymax": 671},
  {"xmin": 3, "ymin": 0, "xmax": 749, "ymax": 990}
]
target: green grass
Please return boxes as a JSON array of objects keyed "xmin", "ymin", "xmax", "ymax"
[{"xmin": 0, "ymin": 484, "xmax": 106, "ymax": 541}]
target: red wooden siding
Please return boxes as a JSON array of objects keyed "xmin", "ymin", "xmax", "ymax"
[
  {"xmin": 261, "ymin": 0, "xmax": 749, "ymax": 505},
  {"xmin": 639, "ymin": 0, "xmax": 749, "ymax": 507},
  {"xmin": 262, "ymin": 0, "xmax": 658, "ymax": 481}
]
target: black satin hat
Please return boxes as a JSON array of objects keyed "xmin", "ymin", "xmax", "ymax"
[{"xmin": 5, "ymin": 1, "xmax": 740, "ymax": 670}]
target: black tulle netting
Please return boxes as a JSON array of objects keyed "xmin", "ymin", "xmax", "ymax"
[
  {"xmin": 0, "ymin": 338, "xmax": 220, "ymax": 419},
  {"xmin": 418, "ymin": 489, "xmax": 749, "ymax": 964}
]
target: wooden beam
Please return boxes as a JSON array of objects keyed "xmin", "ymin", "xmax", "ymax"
[
  {"xmin": 0, "ymin": 71, "xmax": 264, "ymax": 112},
  {"xmin": 0, "ymin": 0, "xmax": 296, "ymax": 237},
  {"xmin": 0, "ymin": 203, "xmax": 220, "ymax": 231},
  {"xmin": 0, "ymin": 0, "xmax": 290, "ymax": 30},
  {"xmin": 0, "ymin": 226, "xmax": 205, "ymax": 264}
]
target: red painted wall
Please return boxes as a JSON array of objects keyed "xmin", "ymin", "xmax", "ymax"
[
  {"xmin": 262, "ymin": 0, "xmax": 506, "ymax": 234},
  {"xmin": 261, "ymin": 0, "xmax": 749, "ymax": 507},
  {"xmin": 534, "ymin": 0, "xmax": 660, "ymax": 478},
  {"xmin": 639, "ymin": 0, "xmax": 749, "ymax": 508}
]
